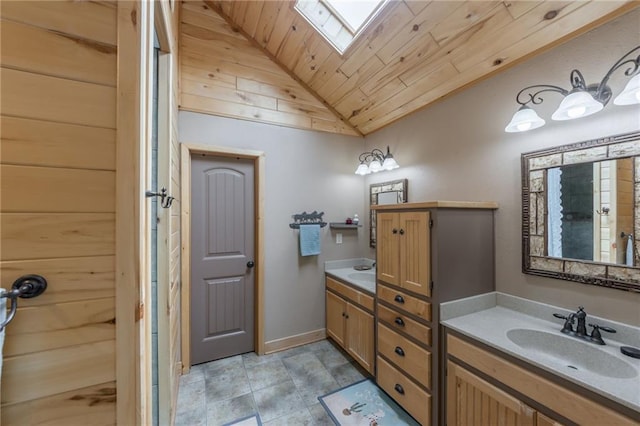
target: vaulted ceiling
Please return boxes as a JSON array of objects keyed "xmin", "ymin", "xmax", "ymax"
[{"xmin": 195, "ymin": 1, "xmax": 637, "ymax": 136}]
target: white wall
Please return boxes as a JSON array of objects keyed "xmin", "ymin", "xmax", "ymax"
[
  {"xmin": 179, "ymin": 112, "xmax": 367, "ymax": 341},
  {"xmin": 364, "ymin": 9, "xmax": 640, "ymax": 325}
]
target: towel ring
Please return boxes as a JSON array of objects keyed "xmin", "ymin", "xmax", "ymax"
[{"xmin": 0, "ymin": 274, "xmax": 47, "ymax": 331}]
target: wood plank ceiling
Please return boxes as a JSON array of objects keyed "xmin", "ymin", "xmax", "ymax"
[{"xmin": 195, "ymin": 0, "xmax": 637, "ymax": 136}]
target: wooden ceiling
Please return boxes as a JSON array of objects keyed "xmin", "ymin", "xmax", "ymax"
[{"xmin": 199, "ymin": 1, "xmax": 636, "ymax": 136}]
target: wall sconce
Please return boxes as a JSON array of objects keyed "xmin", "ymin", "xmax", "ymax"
[
  {"xmin": 505, "ymin": 45, "xmax": 640, "ymax": 133},
  {"xmin": 355, "ymin": 146, "xmax": 399, "ymax": 175}
]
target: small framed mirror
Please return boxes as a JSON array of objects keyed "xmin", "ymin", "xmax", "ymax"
[
  {"xmin": 522, "ymin": 131, "xmax": 640, "ymax": 292},
  {"xmin": 369, "ymin": 179, "xmax": 408, "ymax": 248}
]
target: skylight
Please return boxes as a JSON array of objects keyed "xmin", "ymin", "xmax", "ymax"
[
  {"xmin": 295, "ymin": 0, "xmax": 387, "ymax": 54},
  {"xmin": 323, "ymin": 0, "xmax": 384, "ymax": 34}
]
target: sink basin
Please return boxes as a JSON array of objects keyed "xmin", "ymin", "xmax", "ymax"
[
  {"xmin": 506, "ymin": 329, "xmax": 638, "ymax": 379},
  {"xmin": 347, "ymin": 272, "xmax": 375, "ymax": 284}
]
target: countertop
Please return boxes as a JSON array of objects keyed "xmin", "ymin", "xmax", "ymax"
[
  {"xmin": 441, "ymin": 292, "xmax": 640, "ymax": 413},
  {"xmin": 324, "ymin": 258, "xmax": 376, "ymax": 294},
  {"xmin": 371, "ymin": 200, "xmax": 498, "ymax": 210}
]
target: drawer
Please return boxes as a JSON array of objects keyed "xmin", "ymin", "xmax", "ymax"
[
  {"xmin": 378, "ymin": 284, "xmax": 431, "ymax": 322},
  {"xmin": 377, "ymin": 303, "xmax": 431, "ymax": 346},
  {"xmin": 378, "ymin": 323, "xmax": 431, "ymax": 388},
  {"xmin": 326, "ymin": 277, "xmax": 374, "ymax": 311},
  {"xmin": 377, "ymin": 356, "xmax": 431, "ymax": 426}
]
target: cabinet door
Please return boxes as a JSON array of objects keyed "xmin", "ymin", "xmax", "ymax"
[
  {"xmin": 345, "ymin": 303, "xmax": 374, "ymax": 374},
  {"xmin": 536, "ymin": 413, "xmax": 565, "ymax": 426},
  {"xmin": 377, "ymin": 212, "xmax": 400, "ymax": 286},
  {"xmin": 447, "ymin": 361, "xmax": 535, "ymax": 426},
  {"xmin": 326, "ymin": 291, "xmax": 346, "ymax": 347},
  {"xmin": 399, "ymin": 211, "xmax": 431, "ymax": 296}
]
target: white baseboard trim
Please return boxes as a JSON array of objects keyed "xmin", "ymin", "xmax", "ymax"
[{"xmin": 264, "ymin": 328, "xmax": 326, "ymax": 354}]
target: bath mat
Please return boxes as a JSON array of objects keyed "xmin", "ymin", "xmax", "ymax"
[
  {"xmin": 223, "ymin": 414, "xmax": 261, "ymax": 426},
  {"xmin": 319, "ymin": 379, "xmax": 419, "ymax": 425}
]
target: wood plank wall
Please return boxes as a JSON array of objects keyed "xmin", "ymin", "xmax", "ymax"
[
  {"xmin": 178, "ymin": 1, "xmax": 360, "ymax": 137},
  {"xmin": 617, "ymin": 158, "xmax": 634, "ymax": 264},
  {"xmin": 0, "ymin": 2, "xmax": 118, "ymax": 424}
]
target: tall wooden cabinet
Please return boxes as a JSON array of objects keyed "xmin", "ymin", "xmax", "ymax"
[
  {"xmin": 374, "ymin": 202, "xmax": 497, "ymax": 426},
  {"xmin": 378, "ymin": 211, "xmax": 431, "ymax": 295}
]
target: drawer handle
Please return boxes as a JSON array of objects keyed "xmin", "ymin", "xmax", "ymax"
[
  {"xmin": 394, "ymin": 295, "xmax": 405, "ymax": 304},
  {"xmin": 394, "ymin": 317, "xmax": 405, "ymax": 326},
  {"xmin": 394, "ymin": 384, "xmax": 405, "ymax": 395},
  {"xmin": 394, "ymin": 346, "xmax": 405, "ymax": 356}
]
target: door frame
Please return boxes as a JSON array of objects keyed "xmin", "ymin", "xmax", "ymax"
[
  {"xmin": 151, "ymin": 3, "xmax": 174, "ymax": 425},
  {"xmin": 116, "ymin": 2, "xmax": 146, "ymax": 424},
  {"xmin": 180, "ymin": 142, "xmax": 265, "ymax": 373}
]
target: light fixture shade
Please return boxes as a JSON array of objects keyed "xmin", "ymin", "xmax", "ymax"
[
  {"xmin": 355, "ymin": 163, "xmax": 369, "ymax": 175},
  {"xmin": 505, "ymin": 106, "xmax": 546, "ymax": 133},
  {"xmin": 551, "ymin": 90, "xmax": 603, "ymax": 121},
  {"xmin": 368, "ymin": 159, "xmax": 382, "ymax": 173},
  {"xmin": 382, "ymin": 155, "xmax": 399, "ymax": 170},
  {"xmin": 613, "ymin": 73, "xmax": 640, "ymax": 105}
]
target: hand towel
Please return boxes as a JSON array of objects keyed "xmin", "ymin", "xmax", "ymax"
[
  {"xmin": 626, "ymin": 234, "xmax": 634, "ymax": 266},
  {"xmin": 299, "ymin": 224, "xmax": 321, "ymax": 256},
  {"xmin": 1, "ymin": 289, "xmax": 6, "ymax": 381}
]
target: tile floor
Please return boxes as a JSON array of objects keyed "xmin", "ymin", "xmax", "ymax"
[{"xmin": 174, "ymin": 339, "xmax": 370, "ymax": 425}]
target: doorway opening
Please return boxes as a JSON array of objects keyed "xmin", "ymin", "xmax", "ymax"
[{"xmin": 180, "ymin": 143, "xmax": 265, "ymax": 371}]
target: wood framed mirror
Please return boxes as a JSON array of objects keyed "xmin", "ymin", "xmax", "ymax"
[
  {"xmin": 369, "ymin": 179, "xmax": 408, "ymax": 248},
  {"xmin": 522, "ymin": 131, "xmax": 640, "ymax": 292}
]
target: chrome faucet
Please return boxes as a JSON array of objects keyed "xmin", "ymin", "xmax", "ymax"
[{"xmin": 553, "ymin": 306, "xmax": 616, "ymax": 345}]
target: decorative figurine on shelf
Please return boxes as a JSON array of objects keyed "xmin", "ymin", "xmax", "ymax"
[
  {"xmin": 346, "ymin": 218, "xmax": 353, "ymax": 224},
  {"xmin": 353, "ymin": 214, "xmax": 359, "ymax": 225}
]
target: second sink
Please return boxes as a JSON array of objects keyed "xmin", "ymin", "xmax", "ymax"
[{"xmin": 506, "ymin": 328, "xmax": 638, "ymax": 379}]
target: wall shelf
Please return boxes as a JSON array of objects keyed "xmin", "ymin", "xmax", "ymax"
[{"xmin": 329, "ymin": 223, "xmax": 362, "ymax": 229}]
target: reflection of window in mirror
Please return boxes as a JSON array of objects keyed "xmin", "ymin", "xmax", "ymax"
[
  {"xmin": 369, "ymin": 179, "xmax": 407, "ymax": 248},
  {"xmin": 546, "ymin": 158, "xmax": 634, "ymax": 265},
  {"xmin": 378, "ymin": 191, "xmax": 400, "ymax": 204}
]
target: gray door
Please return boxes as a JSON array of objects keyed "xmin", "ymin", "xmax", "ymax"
[{"xmin": 190, "ymin": 154, "xmax": 255, "ymax": 364}]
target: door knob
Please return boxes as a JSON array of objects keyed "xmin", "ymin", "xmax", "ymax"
[
  {"xmin": 399, "ymin": 229, "xmax": 405, "ymax": 235},
  {"xmin": 246, "ymin": 261, "xmax": 255, "ymax": 268}
]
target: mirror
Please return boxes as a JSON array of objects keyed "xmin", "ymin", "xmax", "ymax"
[
  {"xmin": 369, "ymin": 179, "xmax": 408, "ymax": 248},
  {"xmin": 522, "ymin": 131, "xmax": 640, "ymax": 292}
]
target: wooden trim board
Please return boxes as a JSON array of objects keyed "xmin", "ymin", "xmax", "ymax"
[
  {"xmin": 264, "ymin": 328, "xmax": 327, "ymax": 354},
  {"xmin": 372, "ymin": 201, "xmax": 499, "ymax": 210},
  {"xmin": 116, "ymin": 2, "xmax": 144, "ymax": 425},
  {"xmin": 180, "ymin": 142, "xmax": 266, "ymax": 373},
  {"xmin": 152, "ymin": 2, "xmax": 178, "ymax": 425}
]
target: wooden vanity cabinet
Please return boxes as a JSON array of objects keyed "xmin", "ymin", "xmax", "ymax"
[
  {"xmin": 447, "ymin": 360, "xmax": 537, "ymax": 426},
  {"xmin": 445, "ymin": 332, "xmax": 638, "ymax": 426},
  {"xmin": 325, "ymin": 276, "xmax": 375, "ymax": 374},
  {"xmin": 374, "ymin": 202, "xmax": 497, "ymax": 426}
]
